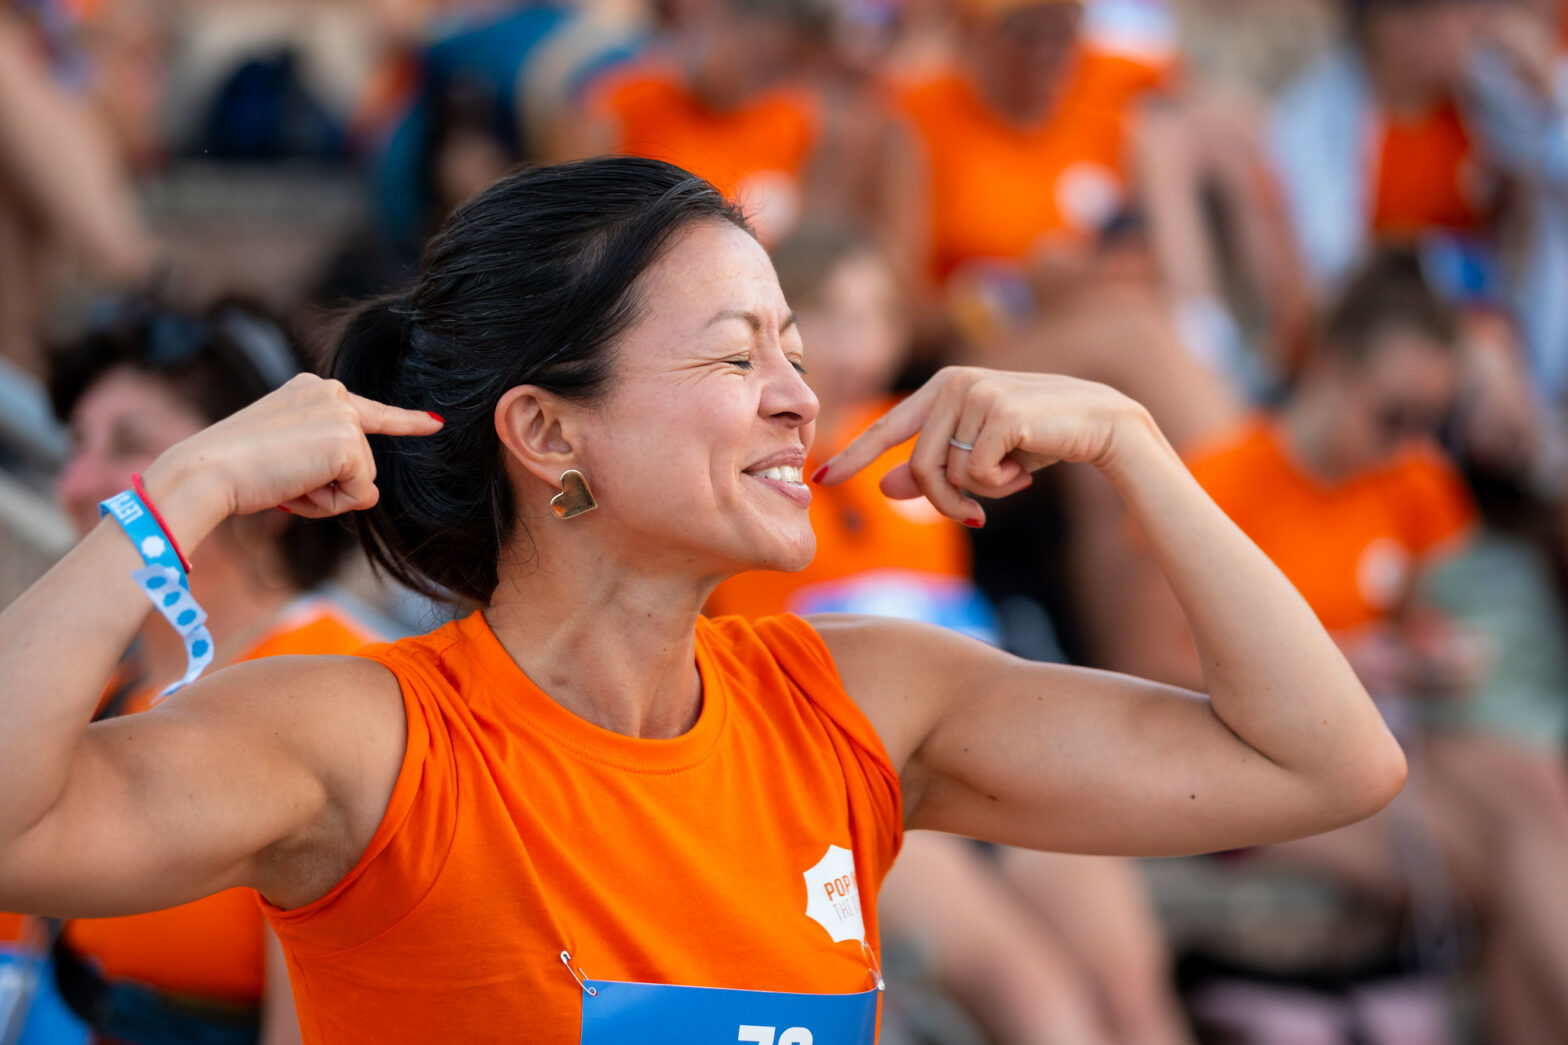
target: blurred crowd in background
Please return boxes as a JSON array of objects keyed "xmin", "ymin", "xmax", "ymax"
[{"xmin": 2, "ymin": 0, "xmax": 1568, "ymax": 1041}]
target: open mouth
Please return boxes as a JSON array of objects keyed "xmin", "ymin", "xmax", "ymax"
[
  {"xmin": 745, "ymin": 464, "xmax": 805, "ymax": 485},
  {"xmin": 742, "ymin": 459, "xmax": 811, "ymax": 507}
]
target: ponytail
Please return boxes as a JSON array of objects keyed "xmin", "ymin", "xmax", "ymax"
[{"xmin": 332, "ymin": 295, "xmax": 506, "ymax": 604}]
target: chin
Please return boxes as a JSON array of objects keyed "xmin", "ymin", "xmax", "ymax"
[{"xmin": 748, "ymin": 530, "xmax": 817, "ymax": 574}]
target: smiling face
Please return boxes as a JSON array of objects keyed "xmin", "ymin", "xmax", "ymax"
[{"xmin": 573, "ymin": 220, "xmax": 820, "ymax": 579}]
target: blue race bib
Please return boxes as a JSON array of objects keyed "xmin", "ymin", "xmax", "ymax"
[{"xmin": 579, "ymin": 979, "xmax": 878, "ymax": 1045}]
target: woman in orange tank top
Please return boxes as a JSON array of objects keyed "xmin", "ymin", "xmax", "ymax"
[{"xmin": 1, "ymin": 158, "xmax": 1406, "ymax": 1044}]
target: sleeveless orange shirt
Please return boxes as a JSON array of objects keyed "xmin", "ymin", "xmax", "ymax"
[
  {"xmin": 264, "ymin": 611, "xmax": 903, "ymax": 1044},
  {"xmin": 62, "ymin": 602, "xmax": 378, "ymax": 1006},
  {"xmin": 1184, "ymin": 418, "xmax": 1475, "ymax": 632},
  {"xmin": 895, "ymin": 44, "xmax": 1167, "ymax": 284}
]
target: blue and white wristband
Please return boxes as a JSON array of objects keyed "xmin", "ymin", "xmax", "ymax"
[{"xmin": 99, "ymin": 487, "xmax": 215, "ymax": 701}]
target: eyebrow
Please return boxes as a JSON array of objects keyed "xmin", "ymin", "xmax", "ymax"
[{"xmin": 705, "ymin": 309, "xmax": 798, "ymax": 334}]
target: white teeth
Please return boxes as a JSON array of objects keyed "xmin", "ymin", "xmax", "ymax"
[{"xmin": 751, "ymin": 465, "xmax": 804, "ymax": 484}]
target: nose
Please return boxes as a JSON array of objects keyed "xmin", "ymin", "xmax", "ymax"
[
  {"xmin": 55, "ymin": 448, "xmax": 124, "ymax": 534},
  {"xmin": 759, "ymin": 350, "xmax": 819, "ymax": 430}
]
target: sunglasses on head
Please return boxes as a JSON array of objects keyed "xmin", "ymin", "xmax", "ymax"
[{"xmin": 87, "ymin": 300, "xmax": 299, "ymax": 393}]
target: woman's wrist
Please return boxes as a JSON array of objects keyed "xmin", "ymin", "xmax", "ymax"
[
  {"xmin": 138, "ymin": 450, "xmax": 235, "ymax": 555},
  {"xmin": 1096, "ymin": 399, "xmax": 1176, "ymax": 485}
]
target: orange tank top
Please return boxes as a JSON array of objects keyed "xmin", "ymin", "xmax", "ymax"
[
  {"xmin": 62, "ymin": 602, "xmax": 378, "ymax": 1006},
  {"xmin": 1184, "ymin": 418, "xmax": 1475, "ymax": 632},
  {"xmin": 895, "ymin": 67, "xmax": 1134, "ymax": 283},
  {"xmin": 589, "ymin": 60, "xmax": 820, "ymax": 239},
  {"xmin": 264, "ymin": 611, "xmax": 902, "ymax": 1044}
]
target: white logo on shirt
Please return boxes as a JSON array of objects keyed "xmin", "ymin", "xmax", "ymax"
[
  {"xmin": 802, "ymin": 845, "xmax": 865, "ymax": 945},
  {"xmin": 1357, "ymin": 537, "xmax": 1412, "ymax": 611}
]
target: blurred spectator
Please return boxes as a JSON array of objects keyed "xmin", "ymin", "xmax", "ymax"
[
  {"xmin": 0, "ymin": 299, "xmax": 385, "ymax": 1045},
  {"xmin": 1168, "ymin": 251, "xmax": 1568, "ymax": 1041},
  {"xmin": 888, "ymin": 0, "xmax": 1177, "ymax": 330},
  {"xmin": 552, "ymin": 0, "xmax": 909, "ymax": 245},
  {"xmin": 1268, "ymin": 0, "xmax": 1568, "ymax": 404}
]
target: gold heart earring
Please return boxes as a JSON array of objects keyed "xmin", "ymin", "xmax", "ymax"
[{"xmin": 550, "ymin": 469, "xmax": 598, "ymax": 520}]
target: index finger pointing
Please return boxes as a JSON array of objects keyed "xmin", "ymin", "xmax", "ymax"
[
  {"xmin": 351, "ymin": 394, "xmax": 446, "ymax": 437},
  {"xmin": 814, "ymin": 383, "xmax": 937, "ymax": 484}
]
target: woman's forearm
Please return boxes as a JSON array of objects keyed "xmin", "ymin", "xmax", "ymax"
[
  {"xmin": 0, "ymin": 375, "xmax": 437, "ymax": 853},
  {"xmin": 1098, "ymin": 411, "xmax": 1405, "ymax": 800},
  {"xmin": 0, "ymin": 459, "xmax": 229, "ymax": 844}
]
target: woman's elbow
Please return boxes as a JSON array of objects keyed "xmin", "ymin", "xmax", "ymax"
[{"xmin": 1336, "ymin": 733, "xmax": 1409, "ymax": 825}]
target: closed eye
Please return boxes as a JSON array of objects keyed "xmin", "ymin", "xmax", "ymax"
[{"xmin": 724, "ymin": 357, "xmax": 806, "ymax": 375}]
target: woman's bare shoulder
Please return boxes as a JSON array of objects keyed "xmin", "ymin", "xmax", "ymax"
[{"xmin": 804, "ymin": 614, "xmax": 1004, "ymax": 771}]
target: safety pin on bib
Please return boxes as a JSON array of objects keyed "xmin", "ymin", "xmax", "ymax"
[
  {"xmin": 861, "ymin": 942, "xmax": 885, "ymax": 992},
  {"xmin": 561, "ymin": 951, "xmax": 599, "ymax": 997}
]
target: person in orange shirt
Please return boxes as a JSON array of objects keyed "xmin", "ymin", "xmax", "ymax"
[
  {"xmin": 7, "ymin": 301, "xmax": 385, "ymax": 1045},
  {"xmin": 551, "ymin": 0, "xmax": 830, "ymax": 245},
  {"xmin": 891, "ymin": 0, "xmax": 1176, "ymax": 297},
  {"xmin": 0, "ymin": 158, "xmax": 1407, "ymax": 1043},
  {"xmin": 1181, "ymin": 250, "xmax": 1568, "ymax": 1040},
  {"xmin": 1267, "ymin": 0, "xmax": 1550, "ymax": 286}
]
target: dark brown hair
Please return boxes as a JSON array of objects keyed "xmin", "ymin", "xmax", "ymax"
[
  {"xmin": 1320, "ymin": 246, "xmax": 1460, "ymax": 364},
  {"xmin": 331, "ymin": 157, "xmax": 750, "ymax": 604}
]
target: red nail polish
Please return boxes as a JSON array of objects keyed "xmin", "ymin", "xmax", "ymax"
[
  {"xmin": 964, "ymin": 517, "xmax": 983, "ymax": 528},
  {"xmin": 810, "ymin": 465, "xmax": 828, "ymax": 484},
  {"xmin": 278, "ymin": 505, "xmax": 293, "ymax": 514},
  {"xmin": 427, "ymin": 411, "xmax": 445, "ymax": 423}
]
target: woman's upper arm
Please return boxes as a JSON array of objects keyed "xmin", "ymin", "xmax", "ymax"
[
  {"xmin": 1, "ymin": 654, "xmax": 406, "ymax": 918},
  {"xmin": 813, "ymin": 615, "xmax": 1350, "ymax": 857}
]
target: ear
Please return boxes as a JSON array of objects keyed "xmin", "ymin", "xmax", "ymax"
[{"xmin": 494, "ymin": 385, "xmax": 588, "ymax": 487}]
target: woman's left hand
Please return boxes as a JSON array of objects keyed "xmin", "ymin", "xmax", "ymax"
[{"xmin": 814, "ymin": 367, "xmax": 1148, "ymax": 525}]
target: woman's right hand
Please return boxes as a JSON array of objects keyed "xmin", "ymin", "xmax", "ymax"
[
  {"xmin": 0, "ymin": 377, "xmax": 434, "ymax": 921},
  {"xmin": 141, "ymin": 375, "xmax": 442, "ymax": 544}
]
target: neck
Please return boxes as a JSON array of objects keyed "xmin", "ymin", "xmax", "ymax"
[
  {"xmin": 484, "ymin": 525, "xmax": 709, "ymax": 740},
  {"xmin": 1279, "ymin": 385, "xmax": 1350, "ymax": 484},
  {"xmin": 973, "ymin": 66, "xmax": 1052, "ymax": 127}
]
